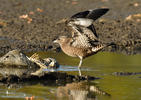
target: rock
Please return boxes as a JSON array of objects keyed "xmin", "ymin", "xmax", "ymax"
[
  {"xmin": 0, "ymin": 50, "xmax": 39, "ymax": 77},
  {"xmin": 0, "ymin": 50, "xmax": 60, "ymax": 77},
  {"xmin": 0, "ymin": 49, "xmax": 31, "ymax": 66}
]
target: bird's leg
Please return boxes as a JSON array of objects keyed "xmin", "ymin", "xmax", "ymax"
[{"xmin": 78, "ymin": 58, "xmax": 83, "ymax": 76}]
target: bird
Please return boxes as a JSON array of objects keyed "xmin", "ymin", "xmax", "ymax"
[{"xmin": 54, "ymin": 8, "xmax": 113, "ymax": 76}]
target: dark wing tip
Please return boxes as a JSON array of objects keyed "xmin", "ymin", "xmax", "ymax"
[
  {"xmin": 100, "ymin": 8, "xmax": 109, "ymax": 12},
  {"xmin": 70, "ymin": 8, "xmax": 109, "ymax": 20},
  {"xmin": 98, "ymin": 8, "xmax": 109, "ymax": 14},
  {"xmin": 71, "ymin": 11, "xmax": 89, "ymax": 18},
  {"xmin": 87, "ymin": 8, "xmax": 109, "ymax": 20}
]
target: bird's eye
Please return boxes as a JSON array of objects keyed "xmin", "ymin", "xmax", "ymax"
[{"xmin": 6, "ymin": 56, "xmax": 9, "ymax": 58}]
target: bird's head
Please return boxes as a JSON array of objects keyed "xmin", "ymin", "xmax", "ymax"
[{"xmin": 53, "ymin": 36, "xmax": 68, "ymax": 45}]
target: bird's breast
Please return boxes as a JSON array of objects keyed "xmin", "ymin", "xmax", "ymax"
[
  {"xmin": 61, "ymin": 44, "xmax": 93, "ymax": 58},
  {"xmin": 61, "ymin": 45, "xmax": 78, "ymax": 57}
]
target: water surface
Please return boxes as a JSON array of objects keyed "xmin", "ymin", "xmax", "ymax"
[{"xmin": 0, "ymin": 51, "xmax": 141, "ymax": 100}]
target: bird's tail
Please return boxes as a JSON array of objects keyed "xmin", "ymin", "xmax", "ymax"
[{"xmin": 92, "ymin": 42, "xmax": 115, "ymax": 52}]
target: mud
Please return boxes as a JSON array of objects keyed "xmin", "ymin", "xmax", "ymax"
[
  {"xmin": 0, "ymin": 49, "xmax": 98, "ymax": 85},
  {"xmin": 112, "ymin": 72, "xmax": 141, "ymax": 76},
  {"xmin": 0, "ymin": 0, "xmax": 141, "ymax": 54},
  {"xmin": 0, "ymin": 72, "xmax": 98, "ymax": 87}
]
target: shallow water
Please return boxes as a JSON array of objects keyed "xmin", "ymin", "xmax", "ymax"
[{"xmin": 0, "ymin": 51, "xmax": 141, "ymax": 100}]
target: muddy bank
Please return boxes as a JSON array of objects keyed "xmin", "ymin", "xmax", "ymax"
[
  {"xmin": 0, "ymin": 0, "xmax": 141, "ymax": 54},
  {"xmin": 0, "ymin": 50, "xmax": 98, "ymax": 85},
  {"xmin": 112, "ymin": 72, "xmax": 141, "ymax": 76},
  {"xmin": 0, "ymin": 72, "xmax": 98, "ymax": 87}
]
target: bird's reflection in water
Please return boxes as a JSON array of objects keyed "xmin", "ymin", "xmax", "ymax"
[{"xmin": 56, "ymin": 81, "xmax": 110, "ymax": 100}]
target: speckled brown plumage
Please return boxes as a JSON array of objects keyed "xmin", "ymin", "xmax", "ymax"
[{"xmin": 54, "ymin": 8, "xmax": 111, "ymax": 76}]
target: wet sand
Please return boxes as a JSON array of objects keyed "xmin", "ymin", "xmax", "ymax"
[{"xmin": 0, "ymin": 0, "xmax": 141, "ymax": 54}]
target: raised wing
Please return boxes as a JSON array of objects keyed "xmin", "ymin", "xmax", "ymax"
[
  {"xmin": 71, "ymin": 8, "xmax": 109, "ymax": 21},
  {"xmin": 68, "ymin": 18, "xmax": 98, "ymax": 39},
  {"xmin": 71, "ymin": 10, "xmax": 89, "ymax": 19},
  {"xmin": 69, "ymin": 8, "xmax": 109, "ymax": 38}
]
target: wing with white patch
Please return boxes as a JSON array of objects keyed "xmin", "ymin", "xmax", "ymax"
[
  {"xmin": 69, "ymin": 8, "xmax": 109, "ymax": 38},
  {"xmin": 71, "ymin": 8, "xmax": 109, "ymax": 21}
]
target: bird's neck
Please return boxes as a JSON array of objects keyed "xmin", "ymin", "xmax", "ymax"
[
  {"xmin": 59, "ymin": 39, "xmax": 72, "ymax": 53},
  {"xmin": 60, "ymin": 41, "xmax": 69, "ymax": 49},
  {"xmin": 60, "ymin": 38, "xmax": 71, "ymax": 47}
]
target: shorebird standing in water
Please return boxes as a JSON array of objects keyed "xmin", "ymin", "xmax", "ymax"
[{"xmin": 54, "ymin": 8, "xmax": 113, "ymax": 76}]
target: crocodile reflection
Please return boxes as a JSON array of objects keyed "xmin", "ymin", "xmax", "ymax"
[{"xmin": 56, "ymin": 81, "xmax": 110, "ymax": 100}]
